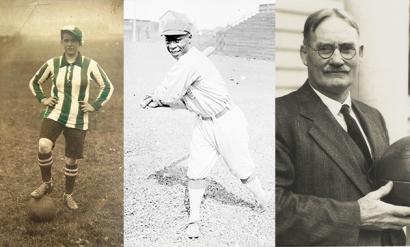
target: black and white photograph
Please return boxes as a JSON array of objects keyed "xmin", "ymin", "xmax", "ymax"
[
  {"xmin": 0, "ymin": 0, "xmax": 124, "ymax": 246},
  {"xmin": 275, "ymin": 0, "xmax": 410, "ymax": 245},
  {"xmin": 124, "ymin": 0, "xmax": 275, "ymax": 245}
]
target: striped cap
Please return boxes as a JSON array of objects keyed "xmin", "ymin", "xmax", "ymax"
[
  {"xmin": 162, "ymin": 18, "xmax": 192, "ymax": 36},
  {"xmin": 61, "ymin": 25, "xmax": 83, "ymax": 44}
]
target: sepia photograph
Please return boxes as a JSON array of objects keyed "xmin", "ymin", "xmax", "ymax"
[
  {"xmin": 0, "ymin": 0, "xmax": 124, "ymax": 246},
  {"xmin": 275, "ymin": 0, "xmax": 410, "ymax": 245},
  {"xmin": 123, "ymin": 0, "xmax": 275, "ymax": 246}
]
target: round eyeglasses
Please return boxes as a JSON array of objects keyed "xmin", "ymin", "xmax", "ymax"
[{"xmin": 307, "ymin": 44, "xmax": 357, "ymax": 60}]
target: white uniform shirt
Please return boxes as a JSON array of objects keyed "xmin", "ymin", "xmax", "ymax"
[
  {"xmin": 152, "ymin": 47, "xmax": 230, "ymax": 117},
  {"xmin": 310, "ymin": 84, "xmax": 372, "ymax": 155}
]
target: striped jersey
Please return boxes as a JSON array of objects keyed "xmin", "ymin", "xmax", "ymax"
[{"xmin": 29, "ymin": 53, "xmax": 114, "ymax": 130}]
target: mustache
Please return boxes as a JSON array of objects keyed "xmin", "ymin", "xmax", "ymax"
[{"xmin": 323, "ymin": 67, "xmax": 350, "ymax": 73}]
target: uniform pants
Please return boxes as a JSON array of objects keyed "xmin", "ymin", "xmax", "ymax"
[{"xmin": 187, "ymin": 105, "xmax": 255, "ymax": 180}]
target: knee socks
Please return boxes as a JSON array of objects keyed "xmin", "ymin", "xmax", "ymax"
[
  {"xmin": 65, "ymin": 163, "xmax": 78, "ymax": 194},
  {"xmin": 188, "ymin": 179, "xmax": 207, "ymax": 223},
  {"xmin": 38, "ymin": 152, "xmax": 53, "ymax": 182}
]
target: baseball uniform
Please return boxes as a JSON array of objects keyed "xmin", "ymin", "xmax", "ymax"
[{"xmin": 152, "ymin": 46, "xmax": 255, "ymax": 180}]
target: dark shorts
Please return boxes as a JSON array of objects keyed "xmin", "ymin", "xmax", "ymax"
[{"xmin": 39, "ymin": 118, "xmax": 87, "ymax": 159}]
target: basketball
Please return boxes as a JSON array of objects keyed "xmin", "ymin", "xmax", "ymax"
[
  {"xmin": 27, "ymin": 196, "xmax": 57, "ymax": 222},
  {"xmin": 375, "ymin": 136, "xmax": 410, "ymax": 206}
]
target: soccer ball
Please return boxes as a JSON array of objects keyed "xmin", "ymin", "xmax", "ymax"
[
  {"xmin": 375, "ymin": 136, "xmax": 410, "ymax": 206},
  {"xmin": 28, "ymin": 195, "xmax": 57, "ymax": 222}
]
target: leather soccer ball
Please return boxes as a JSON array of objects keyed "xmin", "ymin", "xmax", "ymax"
[
  {"xmin": 375, "ymin": 136, "xmax": 410, "ymax": 206},
  {"xmin": 28, "ymin": 195, "xmax": 57, "ymax": 222}
]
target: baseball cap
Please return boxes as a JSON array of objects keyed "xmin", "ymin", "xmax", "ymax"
[
  {"xmin": 61, "ymin": 25, "xmax": 83, "ymax": 44},
  {"xmin": 162, "ymin": 18, "xmax": 192, "ymax": 36}
]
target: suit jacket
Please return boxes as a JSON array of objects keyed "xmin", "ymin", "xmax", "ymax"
[{"xmin": 275, "ymin": 81, "xmax": 405, "ymax": 246}]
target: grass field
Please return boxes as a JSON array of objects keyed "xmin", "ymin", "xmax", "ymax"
[{"xmin": 0, "ymin": 35, "xmax": 123, "ymax": 246}]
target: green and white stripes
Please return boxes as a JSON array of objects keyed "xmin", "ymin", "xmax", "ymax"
[{"xmin": 29, "ymin": 54, "xmax": 114, "ymax": 130}]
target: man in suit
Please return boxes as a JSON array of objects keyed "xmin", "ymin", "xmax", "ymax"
[{"xmin": 276, "ymin": 8, "xmax": 410, "ymax": 246}]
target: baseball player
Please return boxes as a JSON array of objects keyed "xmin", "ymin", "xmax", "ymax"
[
  {"xmin": 29, "ymin": 26, "xmax": 114, "ymax": 210},
  {"xmin": 141, "ymin": 18, "xmax": 271, "ymax": 238}
]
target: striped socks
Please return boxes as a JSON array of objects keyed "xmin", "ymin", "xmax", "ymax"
[
  {"xmin": 38, "ymin": 152, "xmax": 53, "ymax": 182},
  {"xmin": 65, "ymin": 163, "xmax": 78, "ymax": 194}
]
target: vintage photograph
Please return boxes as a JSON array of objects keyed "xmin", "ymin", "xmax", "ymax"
[
  {"xmin": 124, "ymin": 0, "xmax": 275, "ymax": 245},
  {"xmin": 275, "ymin": 0, "xmax": 410, "ymax": 245},
  {"xmin": 0, "ymin": 0, "xmax": 123, "ymax": 246}
]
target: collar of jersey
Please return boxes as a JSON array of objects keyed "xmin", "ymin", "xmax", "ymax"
[{"xmin": 60, "ymin": 52, "xmax": 83, "ymax": 67}]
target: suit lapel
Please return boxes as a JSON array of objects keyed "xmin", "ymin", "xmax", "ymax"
[
  {"xmin": 297, "ymin": 82, "xmax": 371, "ymax": 194},
  {"xmin": 352, "ymin": 101, "xmax": 386, "ymax": 160}
]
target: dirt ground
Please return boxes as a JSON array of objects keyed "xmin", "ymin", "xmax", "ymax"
[
  {"xmin": 0, "ymin": 35, "xmax": 124, "ymax": 246},
  {"xmin": 124, "ymin": 39, "xmax": 275, "ymax": 246}
]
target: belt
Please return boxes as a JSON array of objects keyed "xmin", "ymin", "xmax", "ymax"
[{"xmin": 200, "ymin": 107, "xmax": 229, "ymax": 121}]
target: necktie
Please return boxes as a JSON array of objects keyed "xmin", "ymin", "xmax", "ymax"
[{"xmin": 340, "ymin": 104, "xmax": 372, "ymax": 170}]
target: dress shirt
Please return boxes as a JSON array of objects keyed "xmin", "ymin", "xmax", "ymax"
[{"xmin": 310, "ymin": 83, "xmax": 372, "ymax": 155}]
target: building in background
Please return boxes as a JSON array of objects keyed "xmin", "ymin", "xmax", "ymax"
[
  {"xmin": 275, "ymin": 0, "xmax": 344, "ymax": 97},
  {"xmin": 124, "ymin": 1, "xmax": 274, "ymax": 61},
  {"xmin": 214, "ymin": 3, "xmax": 275, "ymax": 60}
]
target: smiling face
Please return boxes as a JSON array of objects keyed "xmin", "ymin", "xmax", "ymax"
[
  {"xmin": 165, "ymin": 34, "xmax": 191, "ymax": 60},
  {"xmin": 300, "ymin": 16, "xmax": 363, "ymax": 102},
  {"xmin": 61, "ymin": 32, "xmax": 80, "ymax": 57}
]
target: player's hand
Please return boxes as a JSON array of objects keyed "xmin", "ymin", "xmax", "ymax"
[
  {"xmin": 79, "ymin": 101, "xmax": 96, "ymax": 113},
  {"xmin": 140, "ymin": 95, "xmax": 160, "ymax": 109},
  {"xmin": 358, "ymin": 181, "xmax": 410, "ymax": 230},
  {"xmin": 41, "ymin": 97, "xmax": 58, "ymax": 107}
]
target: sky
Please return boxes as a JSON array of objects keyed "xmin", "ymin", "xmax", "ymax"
[{"xmin": 124, "ymin": 0, "xmax": 275, "ymax": 30}]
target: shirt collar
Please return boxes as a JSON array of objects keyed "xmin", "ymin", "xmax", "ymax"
[
  {"xmin": 60, "ymin": 52, "xmax": 82, "ymax": 67},
  {"xmin": 309, "ymin": 82, "xmax": 351, "ymax": 117}
]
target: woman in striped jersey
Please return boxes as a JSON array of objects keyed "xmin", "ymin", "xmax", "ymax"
[{"xmin": 29, "ymin": 26, "xmax": 114, "ymax": 210}]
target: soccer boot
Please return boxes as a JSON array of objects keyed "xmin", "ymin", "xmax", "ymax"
[
  {"xmin": 30, "ymin": 180, "xmax": 53, "ymax": 199},
  {"xmin": 63, "ymin": 193, "xmax": 79, "ymax": 210},
  {"xmin": 186, "ymin": 221, "xmax": 200, "ymax": 239}
]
